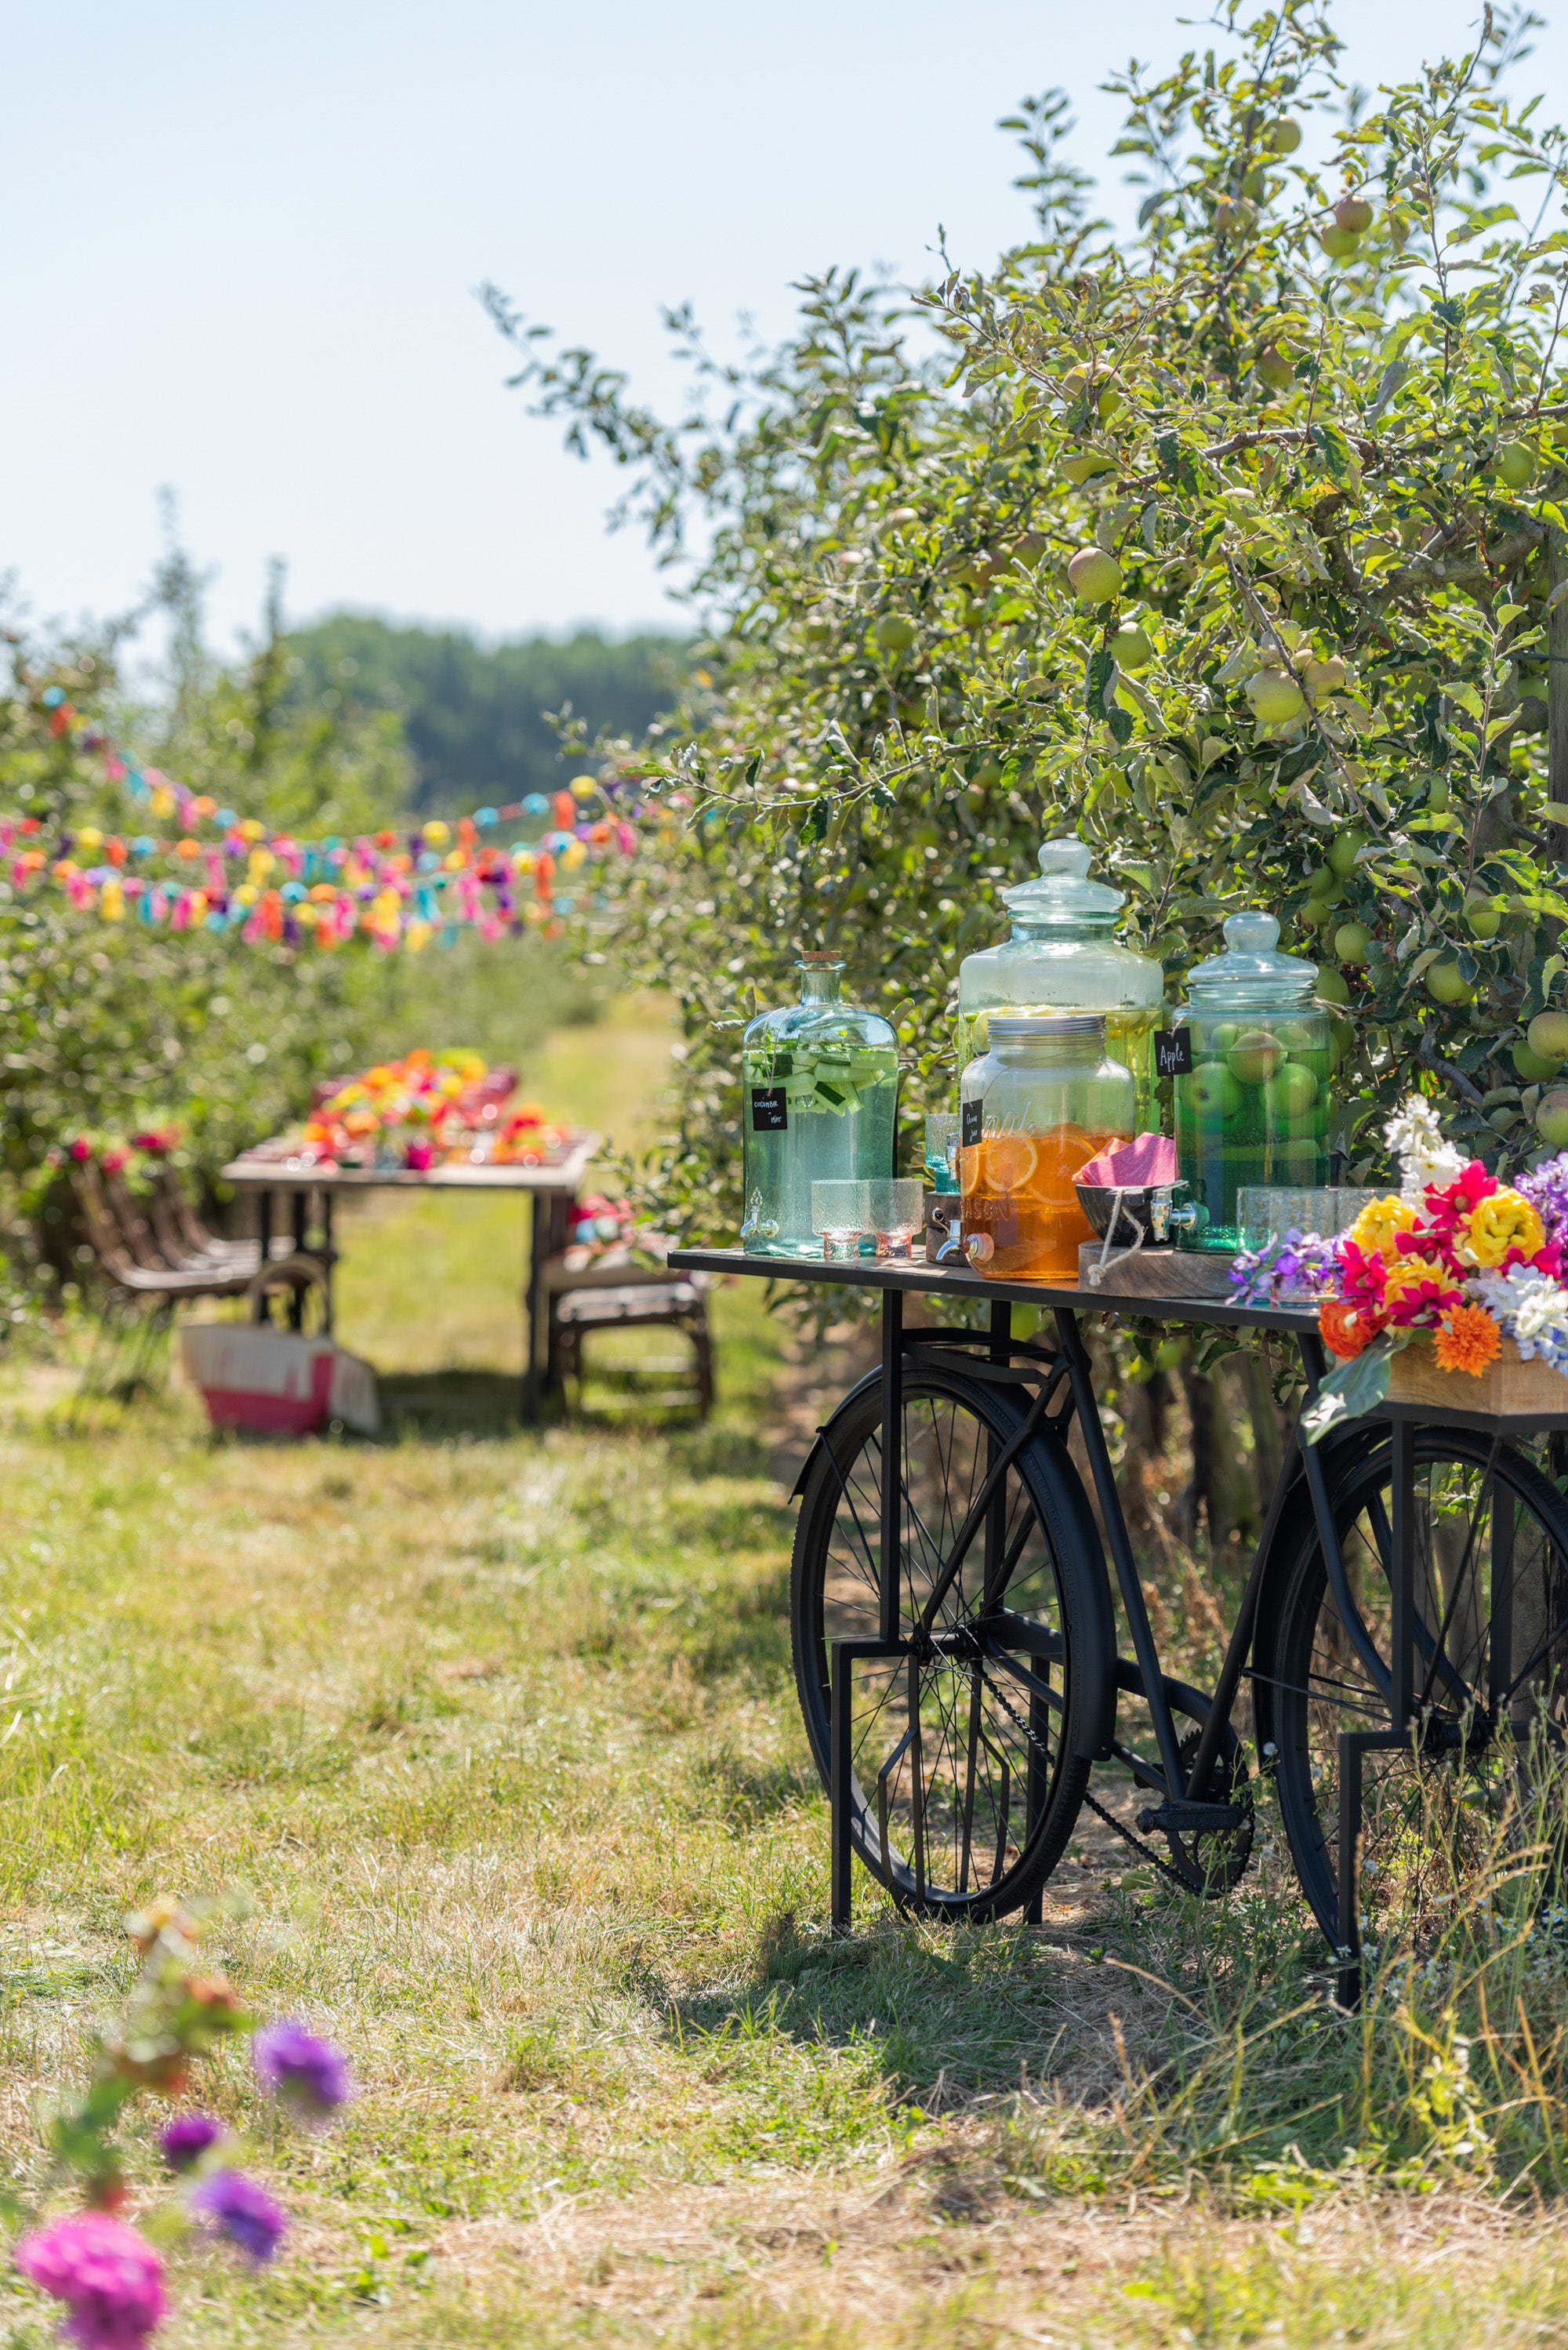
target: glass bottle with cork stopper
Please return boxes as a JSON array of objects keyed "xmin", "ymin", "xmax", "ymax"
[{"xmin": 739, "ymin": 953, "xmax": 898, "ymax": 1257}]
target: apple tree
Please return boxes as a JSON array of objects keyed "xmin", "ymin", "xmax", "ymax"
[{"xmin": 493, "ymin": 0, "xmax": 1568, "ymax": 1236}]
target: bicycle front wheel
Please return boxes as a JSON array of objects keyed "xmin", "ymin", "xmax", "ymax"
[
  {"xmin": 790, "ymin": 1361, "xmax": 1113, "ymax": 1922},
  {"xmin": 1261, "ymin": 1428, "xmax": 1568, "ymax": 1952}
]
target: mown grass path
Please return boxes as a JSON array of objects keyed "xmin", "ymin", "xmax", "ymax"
[
  {"xmin": 0, "ymin": 1281, "xmax": 1565, "ymax": 2347},
  {"xmin": 3, "ymin": 989, "xmax": 1568, "ymax": 2343}
]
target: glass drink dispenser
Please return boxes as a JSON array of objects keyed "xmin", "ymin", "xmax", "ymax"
[
  {"xmin": 739, "ymin": 953, "xmax": 898, "ymax": 1257},
  {"xmin": 957, "ymin": 1014, "xmax": 1134, "ymax": 1281},
  {"xmin": 1171, "ymin": 912, "xmax": 1330, "ymax": 1254},
  {"xmin": 957, "ymin": 838, "xmax": 1165, "ymax": 1128}
]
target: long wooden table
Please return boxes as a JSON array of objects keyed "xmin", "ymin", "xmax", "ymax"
[{"xmin": 222, "ymin": 1135, "xmax": 601, "ymax": 1423}]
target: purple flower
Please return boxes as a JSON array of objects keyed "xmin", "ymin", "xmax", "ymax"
[
  {"xmin": 158, "ymin": 2114, "xmax": 224, "ymax": 2173},
  {"xmin": 191, "ymin": 2171, "xmax": 287, "ymax": 2264},
  {"xmin": 1519, "ymin": 1151, "xmax": 1568, "ymax": 1240},
  {"xmin": 15, "ymin": 2211, "xmax": 167, "ymax": 2349},
  {"xmin": 251, "ymin": 2020, "xmax": 351, "ymax": 2119}
]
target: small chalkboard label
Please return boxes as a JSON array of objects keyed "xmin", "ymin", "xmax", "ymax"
[
  {"xmin": 750, "ymin": 1086, "xmax": 788, "ymax": 1133},
  {"xmin": 961, "ymin": 1099, "xmax": 983, "ymax": 1148},
  {"xmin": 1154, "ymin": 1029, "xmax": 1194, "ymax": 1079}
]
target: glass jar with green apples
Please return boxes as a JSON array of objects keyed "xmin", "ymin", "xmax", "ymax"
[{"xmin": 1169, "ymin": 912, "xmax": 1330, "ymax": 1254}]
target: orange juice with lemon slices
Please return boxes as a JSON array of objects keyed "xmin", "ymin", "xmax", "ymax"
[
  {"xmin": 956, "ymin": 1014, "xmax": 1135, "ymax": 1282},
  {"xmin": 960, "ymin": 1124, "xmax": 1124, "ymax": 1280}
]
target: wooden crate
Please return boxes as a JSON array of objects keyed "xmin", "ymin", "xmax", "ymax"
[
  {"xmin": 1386, "ymin": 1335, "xmax": 1568, "ymax": 1418},
  {"xmin": 1076, "ymin": 1240, "xmax": 1238, "ymax": 1298}
]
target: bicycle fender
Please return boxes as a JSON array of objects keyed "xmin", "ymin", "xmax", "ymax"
[
  {"xmin": 1249, "ymin": 1418, "xmax": 1387, "ymax": 1756},
  {"xmin": 789, "ymin": 1368, "xmax": 886, "ymax": 1501},
  {"xmin": 791, "ymin": 1368, "xmax": 1116, "ymax": 1763},
  {"xmin": 1032, "ymin": 1425, "xmax": 1118, "ymax": 1762}
]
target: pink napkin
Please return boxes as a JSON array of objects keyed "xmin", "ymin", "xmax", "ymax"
[{"xmin": 1073, "ymin": 1132, "xmax": 1178, "ymax": 1188}]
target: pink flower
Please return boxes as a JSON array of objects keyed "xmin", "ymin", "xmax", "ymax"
[
  {"xmin": 69, "ymin": 1137, "xmax": 93, "ymax": 1164},
  {"xmin": 15, "ymin": 2212, "xmax": 166, "ymax": 2349},
  {"xmin": 100, "ymin": 1149, "xmax": 128, "ymax": 1175},
  {"xmin": 1334, "ymin": 1237, "xmax": 1388, "ymax": 1310},
  {"xmin": 1424, "ymin": 1160, "xmax": 1497, "ymax": 1233},
  {"xmin": 1393, "ymin": 1224, "xmax": 1463, "ymax": 1277}
]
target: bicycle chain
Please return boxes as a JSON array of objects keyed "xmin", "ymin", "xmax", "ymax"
[{"xmin": 973, "ymin": 1652, "xmax": 1196, "ymax": 1894}]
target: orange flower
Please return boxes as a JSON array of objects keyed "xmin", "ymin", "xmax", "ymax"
[
  {"xmin": 1319, "ymin": 1299, "xmax": 1384, "ymax": 1360},
  {"xmin": 1432, "ymin": 1302, "xmax": 1502, "ymax": 1377}
]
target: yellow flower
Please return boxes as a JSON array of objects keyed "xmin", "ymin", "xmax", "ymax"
[
  {"xmin": 1463, "ymin": 1189, "xmax": 1545, "ymax": 1269},
  {"xmin": 1349, "ymin": 1195, "xmax": 1418, "ymax": 1262},
  {"xmin": 1381, "ymin": 1253, "xmax": 1457, "ymax": 1304}
]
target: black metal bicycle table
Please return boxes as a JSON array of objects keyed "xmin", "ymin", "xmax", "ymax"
[{"xmin": 671, "ymin": 1248, "xmax": 1568, "ymax": 2003}]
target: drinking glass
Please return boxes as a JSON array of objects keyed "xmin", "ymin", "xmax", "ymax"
[
  {"xmin": 924, "ymin": 1113, "xmax": 960, "ymax": 1193},
  {"xmin": 864, "ymin": 1177, "xmax": 925, "ymax": 1261},
  {"xmin": 1237, "ymin": 1185, "xmax": 1383, "ymax": 1249},
  {"xmin": 811, "ymin": 1179, "xmax": 869, "ymax": 1262}
]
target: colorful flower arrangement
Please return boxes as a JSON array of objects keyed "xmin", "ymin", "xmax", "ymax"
[
  {"xmin": 554, "ymin": 1190, "xmax": 673, "ymax": 1273},
  {"xmin": 1286, "ymin": 1095, "xmax": 1568, "ymax": 1437},
  {"xmin": 260, "ymin": 1050, "xmax": 571, "ymax": 1171},
  {"xmin": 11, "ymin": 1896, "xmax": 350, "ymax": 2348}
]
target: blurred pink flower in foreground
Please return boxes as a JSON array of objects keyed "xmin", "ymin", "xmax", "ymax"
[{"xmin": 15, "ymin": 2211, "xmax": 166, "ymax": 2349}]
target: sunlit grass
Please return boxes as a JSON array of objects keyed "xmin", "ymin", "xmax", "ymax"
[{"xmin": 4, "ymin": 1008, "xmax": 1568, "ymax": 2341}]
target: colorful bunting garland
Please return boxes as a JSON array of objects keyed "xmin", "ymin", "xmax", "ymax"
[{"xmin": 7, "ymin": 686, "xmax": 663, "ymax": 953}]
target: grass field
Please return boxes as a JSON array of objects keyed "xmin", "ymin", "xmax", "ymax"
[{"xmin": 2, "ymin": 1007, "xmax": 1568, "ymax": 2345}]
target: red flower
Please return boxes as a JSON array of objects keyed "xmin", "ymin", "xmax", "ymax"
[
  {"xmin": 1384, "ymin": 1273, "xmax": 1463, "ymax": 1329},
  {"xmin": 69, "ymin": 1135, "xmax": 93, "ymax": 1163},
  {"xmin": 1425, "ymin": 1161, "xmax": 1497, "ymax": 1233},
  {"xmin": 1395, "ymin": 1224, "xmax": 1463, "ymax": 1276}
]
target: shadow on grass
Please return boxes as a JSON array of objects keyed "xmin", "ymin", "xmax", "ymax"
[
  {"xmin": 362, "ymin": 1369, "xmax": 710, "ymax": 1445},
  {"xmin": 373, "ymin": 1369, "xmax": 527, "ymax": 1443},
  {"xmin": 669, "ymin": 1911, "xmax": 1075, "ymax": 2102}
]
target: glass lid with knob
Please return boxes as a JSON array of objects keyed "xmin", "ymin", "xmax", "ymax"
[
  {"xmin": 956, "ymin": 835, "xmax": 1166, "ymax": 1124},
  {"xmin": 1182, "ymin": 910, "xmax": 1321, "ymax": 1013}
]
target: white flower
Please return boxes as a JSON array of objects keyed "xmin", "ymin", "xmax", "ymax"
[
  {"xmin": 1383, "ymin": 1093, "xmax": 1465, "ymax": 1203},
  {"xmin": 1471, "ymin": 1264, "xmax": 1568, "ymax": 1366}
]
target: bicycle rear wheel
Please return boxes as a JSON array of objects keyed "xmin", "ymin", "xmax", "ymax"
[
  {"xmin": 789, "ymin": 1361, "xmax": 1114, "ymax": 1921},
  {"xmin": 1260, "ymin": 1429, "xmax": 1568, "ymax": 1952}
]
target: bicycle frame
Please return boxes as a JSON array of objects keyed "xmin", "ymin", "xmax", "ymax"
[
  {"xmin": 829, "ymin": 1292, "xmax": 1511, "ymax": 2009},
  {"xmin": 667, "ymin": 1243, "xmax": 1568, "ymax": 2007}
]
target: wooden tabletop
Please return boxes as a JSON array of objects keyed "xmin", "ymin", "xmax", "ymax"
[
  {"xmin": 666, "ymin": 1244, "xmax": 1319, "ymax": 1337},
  {"xmin": 222, "ymin": 1132, "xmax": 601, "ymax": 1193}
]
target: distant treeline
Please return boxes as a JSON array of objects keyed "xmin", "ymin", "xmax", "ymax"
[{"xmin": 286, "ymin": 615, "xmax": 687, "ymax": 813}]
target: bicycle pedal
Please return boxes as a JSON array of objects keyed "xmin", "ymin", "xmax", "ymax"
[{"xmin": 1135, "ymin": 1800, "xmax": 1247, "ymax": 1835}]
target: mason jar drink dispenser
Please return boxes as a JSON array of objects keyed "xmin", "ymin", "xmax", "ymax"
[
  {"xmin": 957, "ymin": 837, "xmax": 1165, "ymax": 1127},
  {"xmin": 1171, "ymin": 912, "xmax": 1330, "ymax": 1253},
  {"xmin": 957, "ymin": 1014, "xmax": 1134, "ymax": 1281},
  {"xmin": 739, "ymin": 953, "xmax": 898, "ymax": 1257}
]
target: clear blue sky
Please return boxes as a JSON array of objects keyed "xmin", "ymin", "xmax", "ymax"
[{"xmin": 2, "ymin": 1, "xmax": 1555, "ymax": 652}]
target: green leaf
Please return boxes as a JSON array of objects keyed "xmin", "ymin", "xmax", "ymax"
[{"xmin": 1303, "ymin": 1335, "xmax": 1399, "ymax": 1444}]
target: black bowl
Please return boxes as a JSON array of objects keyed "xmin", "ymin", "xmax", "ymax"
[{"xmin": 1074, "ymin": 1182, "xmax": 1172, "ymax": 1246}]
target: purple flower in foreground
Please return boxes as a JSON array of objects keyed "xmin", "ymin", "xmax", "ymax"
[
  {"xmin": 251, "ymin": 2020, "xmax": 351, "ymax": 2119},
  {"xmin": 15, "ymin": 2211, "xmax": 166, "ymax": 2350},
  {"xmin": 158, "ymin": 2113, "xmax": 224, "ymax": 2173},
  {"xmin": 191, "ymin": 2170, "xmax": 287, "ymax": 2264},
  {"xmin": 1519, "ymin": 1151, "xmax": 1568, "ymax": 1241}
]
